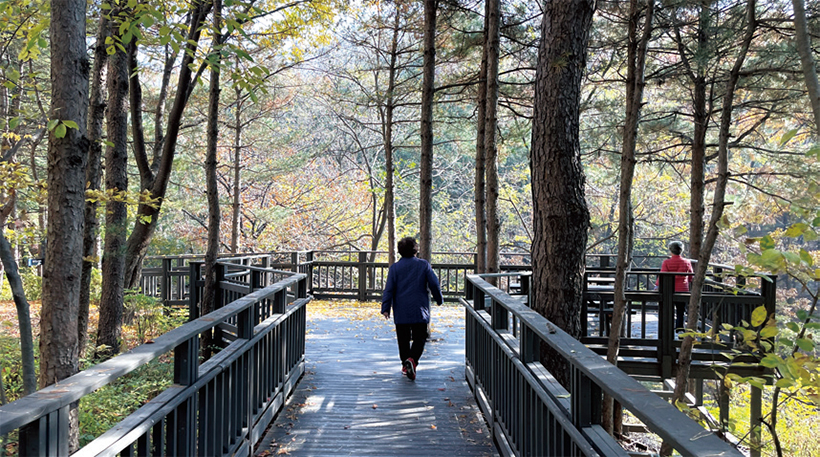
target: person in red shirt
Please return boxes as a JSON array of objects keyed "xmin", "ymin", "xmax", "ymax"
[{"xmin": 656, "ymin": 241, "xmax": 694, "ymax": 329}]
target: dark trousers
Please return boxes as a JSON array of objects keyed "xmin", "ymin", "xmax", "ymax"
[{"xmin": 395, "ymin": 322, "xmax": 428, "ymax": 363}]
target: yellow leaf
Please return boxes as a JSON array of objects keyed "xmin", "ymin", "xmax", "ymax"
[{"xmin": 751, "ymin": 306, "xmax": 767, "ymax": 327}]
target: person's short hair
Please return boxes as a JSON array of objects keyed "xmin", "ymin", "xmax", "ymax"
[
  {"xmin": 397, "ymin": 237, "xmax": 418, "ymax": 258},
  {"xmin": 668, "ymin": 241, "xmax": 684, "ymax": 255}
]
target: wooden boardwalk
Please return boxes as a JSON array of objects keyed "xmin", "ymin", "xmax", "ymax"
[{"xmin": 254, "ymin": 303, "xmax": 497, "ymax": 456}]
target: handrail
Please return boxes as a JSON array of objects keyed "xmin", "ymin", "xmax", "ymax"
[
  {"xmin": 463, "ymin": 274, "xmax": 742, "ymax": 456},
  {"xmin": 0, "ymin": 269, "xmax": 309, "ymax": 456}
]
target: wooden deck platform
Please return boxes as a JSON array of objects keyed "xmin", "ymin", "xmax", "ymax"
[{"xmin": 254, "ymin": 303, "xmax": 497, "ymax": 456}]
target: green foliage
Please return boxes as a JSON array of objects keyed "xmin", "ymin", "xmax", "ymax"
[
  {"xmin": 123, "ymin": 290, "xmax": 186, "ymax": 343},
  {"xmin": 0, "ymin": 275, "xmax": 9, "ymax": 300},
  {"xmin": 704, "ymin": 384, "xmax": 820, "ymax": 457},
  {"xmin": 0, "ymin": 334, "xmax": 39, "ymax": 402},
  {"xmin": 78, "ymin": 359, "xmax": 173, "ymax": 447},
  {"xmin": 20, "ymin": 268, "xmax": 41, "ymax": 301},
  {"xmin": 14, "ymin": 268, "xmax": 41, "ymax": 302}
]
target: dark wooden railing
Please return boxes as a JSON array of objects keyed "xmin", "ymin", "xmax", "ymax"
[
  {"xmin": 139, "ymin": 250, "xmax": 532, "ymax": 304},
  {"xmin": 139, "ymin": 254, "xmax": 272, "ymax": 309},
  {"xmin": 582, "ymin": 270, "xmax": 776, "ymax": 379},
  {"xmin": 463, "ymin": 273, "xmax": 742, "ymax": 456},
  {"xmin": 0, "ymin": 262, "xmax": 308, "ymax": 456}
]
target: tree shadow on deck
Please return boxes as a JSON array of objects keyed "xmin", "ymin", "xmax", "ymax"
[{"xmin": 255, "ymin": 302, "xmax": 497, "ymax": 456}]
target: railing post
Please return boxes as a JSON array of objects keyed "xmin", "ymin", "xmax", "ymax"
[
  {"xmin": 215, "ymin": 263, "xmax": 226, "ymax": 310},
  {"xmin": 358, "ymin": 251, "xmax": 367, "ymax": 302},
  {"xmin": 520, "ymin": 323, "xmax": 539, "ymax": 363},
  {"xmin": 658, "ymin": 273, "xmax": 676, "ymax": 379},
  {"xmin": 762, "ymin": 275, "xmax": 776, "ymax": 317},
  {"xmin": 305, "ymin": 251, "xmax": 314, "ymax": 296},
  {"xmin": 173, "ymin": 336, "xmax": 199, "ymax": 455},
  {"xmin": 19, "ymin": 405, "xmax": 70, "ymax": 456},
  {"xmin": 251, "ymin": 269, "xmax": 263, "ymax": 291},
  {"xmin": 161, "ymin": 258, "xmax": 172, "ymax": 305},
  {"xmin": 274, "ymin": 289, "xmax": 287, "ymax": 315},
  {"xmin": 291, "ymin": 252, "xmax": 299, "ymax": 273},
  {"xmin": 491, "ymin": 298, "xmax": 509, "ymax": 331},
  {"xmin": 238, "ymin": 301, "xmax": 253, "ymax": 340},
  {"xmin": 572, "ymin": 366, "xmax": 602, "ymax": 428},
  {"xmin": 297, "ymin": 275, "xmax": 308, "ymax": 299},
  {"xmin": 520, "ymin": 272, "xmax": 530, "ymax": 300},
  {"xmin": 188, "ymin": 261, "xmax": 202, "ymax": 320},
  {"xmin": 212, "ymin": 263, "xmax": 226, "ymax": 346}
]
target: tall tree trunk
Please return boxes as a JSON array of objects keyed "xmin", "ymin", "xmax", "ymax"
[
  {"xmin": 604, "ymin": 0, "xmax": 654, "ymax": 434},
  {"xmin": 202, "ymin": 0, "xmax": 223, "ymax": 358},
  {"xmin": 41, "ymin": 0, "xmax": 89, "ymax": 387},
  {"xmin": 418, "ymin": 0, "xmax": 437, "ymax": 261},
  {"xmin": 530, "ymin": 0, "xmax": 594, "ymax": 387},
  {"xmin": 42, "ymin": 0, "xmax": 89, "ymax": 449},
  {"xmin": 384, "ymin": 6, "xmax": 400, "ymax": 266},
  {"xmin": 231, "ymin": 87, "xmax": 242, "ymax": 254},
  {"xmin": 80, "ymin": 11, "xmax": 110, "ymax": 358},
  {"xmin": 663, "ymin": 0, "xmax": 756, "ymax": 453},
  {"xmin": 792, "ymin": 0, "xmax": 820, "ymax": 134},
  {"xmin": 684, "ymin": 1, "xmax": 711, "ymax": 260},
  {"xmin": 96, "ymin": 32, "xmax": 130, "ymax": 358},
  {"xmin": 122, "ymin": 0, "xmax": 212, "ymax": 290},
  {"xmin": 474, "ymin": 0, "xmax": 489, "ymax": 274},
  {"xmin": 485, "ymin": 0, "xmax": 501, "ymax": 278}
]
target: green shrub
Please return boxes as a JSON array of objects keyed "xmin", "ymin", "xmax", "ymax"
[
  {"xmin": 0, "ymin": 335, "xmax": 39, "ymax": 402},
  {"xmin": 1, "ymin": 267, "xmax": 100, "ymax": 303},
  {"xmin": 123, "ymin": 290, "xmax": 186, "ymax": 343},
  {"xmin": 0, "ymin": 275, "xmax": 10, "ymax": 300},
  {"xmin": 89, "ymin": 267, "xmax": 102, "ymax": 303},
  {"xmin": 78, "ymin": 359, "xmax": 173, "ymax": 447},
  {"xmin": 0, "ymin": 268, "xmax": 38, "ymax": 301},
  {"xmin": 19, "ymin": 268, "xmax": 41, "ymax": 301}
]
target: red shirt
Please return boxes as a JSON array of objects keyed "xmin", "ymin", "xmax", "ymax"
[{"xmin": 656, "ymin": 255, "xmax": 694, "ymax": 292}]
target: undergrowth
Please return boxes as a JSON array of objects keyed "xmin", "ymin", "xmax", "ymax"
[
  {"xmin": 78, "ymin": 358, "xmax": 173, "ymax": 447},
  {"xmin": 704, "ymin": 383, "xmax": 820, "ymax": 457},
  {"xmin": 0, "ymin": 286, "xmax": 185, "ymax": 451}
]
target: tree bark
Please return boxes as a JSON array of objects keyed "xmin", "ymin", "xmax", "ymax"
[
  {"xmin": 418, "ymin": 0, "xmax": 437, "ymax": 261},
  {"xmin": 40, "ymin": 0, "xmax": 89, "ymax": 388},
  {"xmin": 682, "ymin": 1, "xmax": 712, "ymax": 260},
  {"xmin": 231, "ymin": 87, "xmax": 242, "ymax": 254},
  {"xmin": 123, "ymin": 0, "xmax": 212, "ymax": 290},
  {"xmin": 474, "ymin": 0, "xmax": 489, "ymax": 274},
  {"xmin": 792, "ymin": 0, "xmax": 820, "ymax": 135},
  {"xmin": 80, "ymin": 11, "xmax": 110, "ymax": 358},
  {"xmin": 664, "ymin": 0, "xmax": 756, "ymax": 453},
  {"xmin": 42, "ymin": 0, "xmax": 88, "ymax": 448},
  {"xmin": 604, "ymin": 0, "xmax": 653, "ymax": 434},
  {"xmin": 485, "ymin": 0, "xmax": 501, "ymax": 279},
  {"xmin": 96, "ymin": 28, "xmax": 130, "ymax": 358},
  {"xmin": 384, "ymin": 6, "xmax": 400, "ymax": 266},
  {"xmin": 201, "ymin": 0, "xmax": 223, "ymax": 358},
  {"xmin": 530, "ymin": 0, "xmax": 594, "ymax": 387}
]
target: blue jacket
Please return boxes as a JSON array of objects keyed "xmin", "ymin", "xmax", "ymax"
[{"xmin": 381, "ymin": 256, "xmax": 444, "ymax": 324}]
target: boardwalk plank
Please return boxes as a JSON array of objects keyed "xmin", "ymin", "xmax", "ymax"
[{"xmin": 255, "ymin": 304, "xmax": 497, "ymax": 457}]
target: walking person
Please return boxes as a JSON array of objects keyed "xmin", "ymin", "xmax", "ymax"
[{"xmin": 381, "ymin": 237, "xmax": 443, "ymax": 380}]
